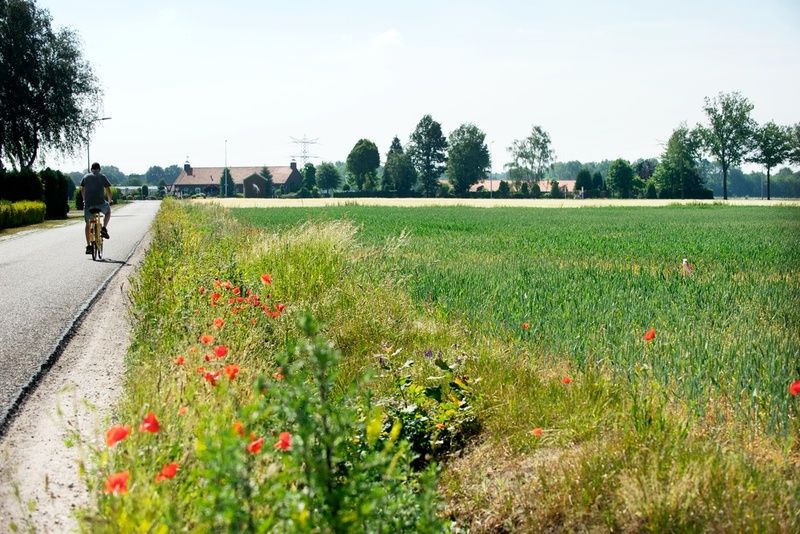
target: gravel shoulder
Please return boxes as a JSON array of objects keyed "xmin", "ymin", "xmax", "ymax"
[{"xmin": 0, "ymin": 231, "xmax": 151, "ymax": 533}]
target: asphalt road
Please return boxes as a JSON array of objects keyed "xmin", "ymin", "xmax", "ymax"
[{"xmin": 0, "ymin": 200, "xmax": 161, "ymax": 428}]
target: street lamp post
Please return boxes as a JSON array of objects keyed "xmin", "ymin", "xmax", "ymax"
[{"xmin": 87, "ymin": 116, "xmax": 111, "ymax": 173}]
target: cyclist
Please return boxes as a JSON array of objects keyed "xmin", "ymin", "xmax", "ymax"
[{"xmin": 80, "ymin": 162, "xmax": 113, "ymax": 254}]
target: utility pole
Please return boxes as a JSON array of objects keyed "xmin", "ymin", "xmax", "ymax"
[{"xmin": 224, "ymin": 139, "xmax": 228, "ymax": 197}]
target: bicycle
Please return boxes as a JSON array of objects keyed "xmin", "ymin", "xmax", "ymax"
[{"xmin": 88, "ymin": 207, "xmax": 104, "ymax": 261}]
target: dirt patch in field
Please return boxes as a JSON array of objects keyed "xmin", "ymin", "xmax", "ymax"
[
  {"xmin": 198, "ymin": 198, "xmax": 800, "ymax": 209},
  {"xmin": 0, "ymin": 233, "xmax": 150, "ymax": 533}
]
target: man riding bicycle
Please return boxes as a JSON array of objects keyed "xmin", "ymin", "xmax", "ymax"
[{"xmin": 80, "ymin": 162, "xmax": 113, "ymax": 254}]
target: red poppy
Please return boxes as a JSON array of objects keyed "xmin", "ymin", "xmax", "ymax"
[
  {"xmin": 272, "ymin": 371, "xmax": 284, "ymax": 381},
  {"xmin": 530, "ymin": 427, "xmax": 543, "ymax": 437},
  {"xmin": 435, "ymin": 423, "xmax": 445, "ymax": 430},
  {"xmin": 225, "ymin": 364, "xmax": 240, "ymax": 380},
  {"xmin": 228, "ymin": 298, "xmax": 236, "ymax": 305},
  {"xmin": 175, "ymin": 355, "xmax": 185, "ymax": 365},
  {"xmin": 233, "ymin": 287, "xmax": 241, "ymax": 296},
  {"xmin": 233, "ymin": 421, "xmax": 245, "ymax": 437},
  {"xmin": 276, "ymin": 303, "xmax": 286, "ymax": 313},
  {"xmin": 251, "ymin": 319, "xmax": 257, "ymax": 325},
  {"xmin": 104, "ymin": 471, "xmax": 129, "ymax": 495},
  {"xmin": 260, "ymin": 273, "xmax": 272, "ymax": 285},
  {"xmin": 211, "ymin": 292, "xmax": 221, "ymax": 304},
  {"xmin": 155, "ymin": 463, "xmax": 179, "ymax": 482},
  {"xmin": 521, "ymin": 322, "xmax": 530, "ymax": 330},
  {"xmin": 274, "ymin": 432, "xmax": 291, "ymax": 451},
  {"xmin": 562, "ymin": 376, "xmax": 572, "ymax": 385},
  {"xmin": 140, "ymin": 412, "xmax": 161, "ymax": 433},
  {"xmin": 178, "ymin": 406, "xmax": 188, "ymax": 416},
  {"xmin": 247, "ymin": 436, "xmax": 265, "ymax": 454},
  {"xmin": 790, "ymin": 380, "xmax": 800, "ymax": 396},
  {"xmin": 105, "ymin": 425, "xmax": 131, "ymax": 447},
  {"xmin": 214, "ymin": 345, "xmax": 229, "ymax": 358},
  {"xmin": 213, "ymin": 279, "xmax": 221, "ymax": 288},
  {"xmin": 198, "ymin": 287, "xmax": 206, "ymax": 295},
  {"xmin": 224, "ymin": 281, "xmax": 232, "ymax": 290},
  {"xmin": 204, "ymin": 371, "xmax": 221, "ymax": 387},
  {"xmin": 644, "ymin": 327, "xmax": 656, "ymax": 341},
  {"xmin": 199, "ymin": 334, "xmax": 214, "ymax": 345},
  {"xmin": 213, "ymin": 317, "xmax": 224, "ymax": 329},
  {"xmin": 196, "ymin": 366, "xmax": 205, "ymax": 374}
]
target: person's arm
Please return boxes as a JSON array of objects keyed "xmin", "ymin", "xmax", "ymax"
[{"xmin": 105, "ymin": 186, "xmax": 113, "ymax": 205}]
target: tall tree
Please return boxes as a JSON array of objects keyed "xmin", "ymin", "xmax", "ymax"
[
  {"xmin": 407, "ymin": 115, "xmax": 448, "ymax": 197},
  {"xmin": 0, "ymin": 0, "xmax": 101, "ymax": 169},
  {"xmin": 316, "ymin": 162, "xmax": 341, "ymax": 195},
  {"xmin": 145, "ymin": 165, "xmax": 166, "ymax": 185},
  {"xmin": 384, "ymin": 151, "xmax": 417, "ymax": 196},
  {"xmin": 381, "ymin": 136, "xmax": 403, "ymax": 191},
  {"xmin": 697, "ymin": 92, "xmax": 756, "ymax": 200},
  {"xmin": 749, "ymin": 122, "xmax": 792, "ymax": 200},
  {"xmin": 505, "ymin": 125, "xmax": 554, "ymax": 181},
  {"xmin": 259, "ymin": 166, "xmax": 274, "ymax": 197},
  {"xmin": 446, "ymin": 124, "xmax": 490, "ymax": 196},
  {"xmin": 592, "ymin": 171, "xmax": 604, "ymax": 193},
  {"xmin": 219, "ymin": 167, "xmax": 235, "ymax": 197},
  {"xmin": 651, "ymin": 125, "xmax": 704, "ymax": 198},
  {"xmin": 302, "ymin": 162, "xmax": 317, "ymax": 189},
  {"xmin": 574, "ymin": 167, "xmax": 593, "ymax": 194},
  {"xmin": 346, "ymin": 139, "xmax": 379, "ymax": 191},
  {"xmin": 606, "ymin": 159, "xmax": 634, "ymax": 198},
  {"xmin": 164, "ymin": 164, "xmax": 182, "ymax": 185}
]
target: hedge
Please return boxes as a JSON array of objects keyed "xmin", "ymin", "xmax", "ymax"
[{"xmin": 0, "ymin": 200, "xmax": 46, "ymax": 229}]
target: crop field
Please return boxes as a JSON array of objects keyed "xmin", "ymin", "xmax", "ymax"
[{"xmin": 234, "ymin": 205, "xmax": 800, "ymax": 429}]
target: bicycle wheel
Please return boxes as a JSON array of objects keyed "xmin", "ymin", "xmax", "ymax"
[
  {"xmin": 93, "ymin": 215, "xmax": 103, "ymax": 261},
  {"xmin": 91, "ymin": 241, "xmax": 98, "ymax": 261}
]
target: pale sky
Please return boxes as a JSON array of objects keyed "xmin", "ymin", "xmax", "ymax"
[{"xmin": 37, "ymin": 0, "xmax": 800, "ymax": 175}]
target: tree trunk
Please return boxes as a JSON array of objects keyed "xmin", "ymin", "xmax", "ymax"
[
  {"xmin": 722, "ymin": 164, "xmax": 728, "ymax": 200},
  {"xmin": 767, "ymin": 167, "xmax": 771, "ymax": 200}
]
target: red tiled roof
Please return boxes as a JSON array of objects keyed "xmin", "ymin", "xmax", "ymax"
[{"xmin": 174, "ymin": 166, "xmax": 296, "ymax": 187}]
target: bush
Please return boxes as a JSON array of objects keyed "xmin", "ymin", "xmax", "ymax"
[
  {"xmin": 75, "ymin": 188, "xmax": 84, "ymax": 210},
  {"xmin": 0, "ymin": 168, "xmax": 43, "ymax": 202},
  {"xmin": 41, "ymin": 168, "xmax": 70, "ymax": 219},
  {"xmin": 496, "ymin": 180, "xmax": 510, "ymax": 198},
  {"xmin": 0, "ymin": 200, "xmax": 46, "ymax": 229}
]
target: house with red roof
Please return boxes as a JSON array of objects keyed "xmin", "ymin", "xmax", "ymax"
[{"xmin": 172, "ymin": 161, "xmax": 303, "ymax": 197}]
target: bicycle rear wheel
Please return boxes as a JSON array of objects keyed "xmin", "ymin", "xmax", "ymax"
[{"xmin": 91, "ymin": 241, "xmax": 98, "ymax": 261}]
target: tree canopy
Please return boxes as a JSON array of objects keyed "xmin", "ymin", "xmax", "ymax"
[
  {"xmin": 346, "ymin": 139, "xmax": 379, "ymax": 191},
  {"xmin": 652, "ymin": 126, "xmax": 705, "ymax": 199},
  {"xmin": 505, "ymin": 125, "xmax": 554, "ymax": 181},
  {"xmin": 697, "ymin": 92, "xmax": 756, "ymax": 200},
  {"xmin": 446, "ymin": 124, "xmax": 490, "ymax": 196},
  {"xmin": 383, "ymin": 138, "xmax": 417, "ymax": 195},
  {"xmin": 749, "ymin": 121, "xmax": 793, "ymax": 200},
  {"xmin": 407, "ymin": 115, "xmax": 448, "ymax": 197},
  {"xmin": 606, "ymin": 159, "xmax": 634, "ymax": 198},
  {"xmin": 316, "ymin": 162, "xmax": 340, "ymax": 194},
  {"xmin": 0, "ymin": 0, "xmax": 101, "ymax": 169}
]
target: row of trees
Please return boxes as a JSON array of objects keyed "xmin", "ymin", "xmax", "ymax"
[{"xmin": 333, "ymin": 92, "xmax": 798, "ymax": 199}]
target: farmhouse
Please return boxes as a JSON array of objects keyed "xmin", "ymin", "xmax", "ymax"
[{"xmin": 172, "ymin": 161, "xmax": 303, "ymax": 197}]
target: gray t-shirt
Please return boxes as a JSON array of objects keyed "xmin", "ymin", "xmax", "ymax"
[{"xmin": 80, "ymin": 172, "xmax": 111, "ymax": 207}]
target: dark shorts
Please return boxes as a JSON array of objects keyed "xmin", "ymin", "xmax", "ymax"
[{"xmin": 84, "ymin": 202, "xmax": 110, "ymax": 222}]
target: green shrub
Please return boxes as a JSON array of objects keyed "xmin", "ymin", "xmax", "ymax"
[
  {"xmin": 41, "ymin": 168, "xmax": 70, "ymax": 219},
  {"xmin": 0, "ymin": 200, "xmax": 46, "ymax": 229},
  {"xmin": 0, "ymin": 168, "xmax": 43, "ymax": 202}
]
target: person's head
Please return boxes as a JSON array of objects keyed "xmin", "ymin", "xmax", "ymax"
[{"xmin": 91, "ymin": 162, "xmax": 100, "ymax": 174}]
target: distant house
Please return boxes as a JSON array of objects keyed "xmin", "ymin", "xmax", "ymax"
[
  {"xmin": 467, "ymin": 179, "xmax": 576, "ymax": 194},
  {"xmin": 172, "ymin": 161, "xmax": 303, "ymax": 197}
]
